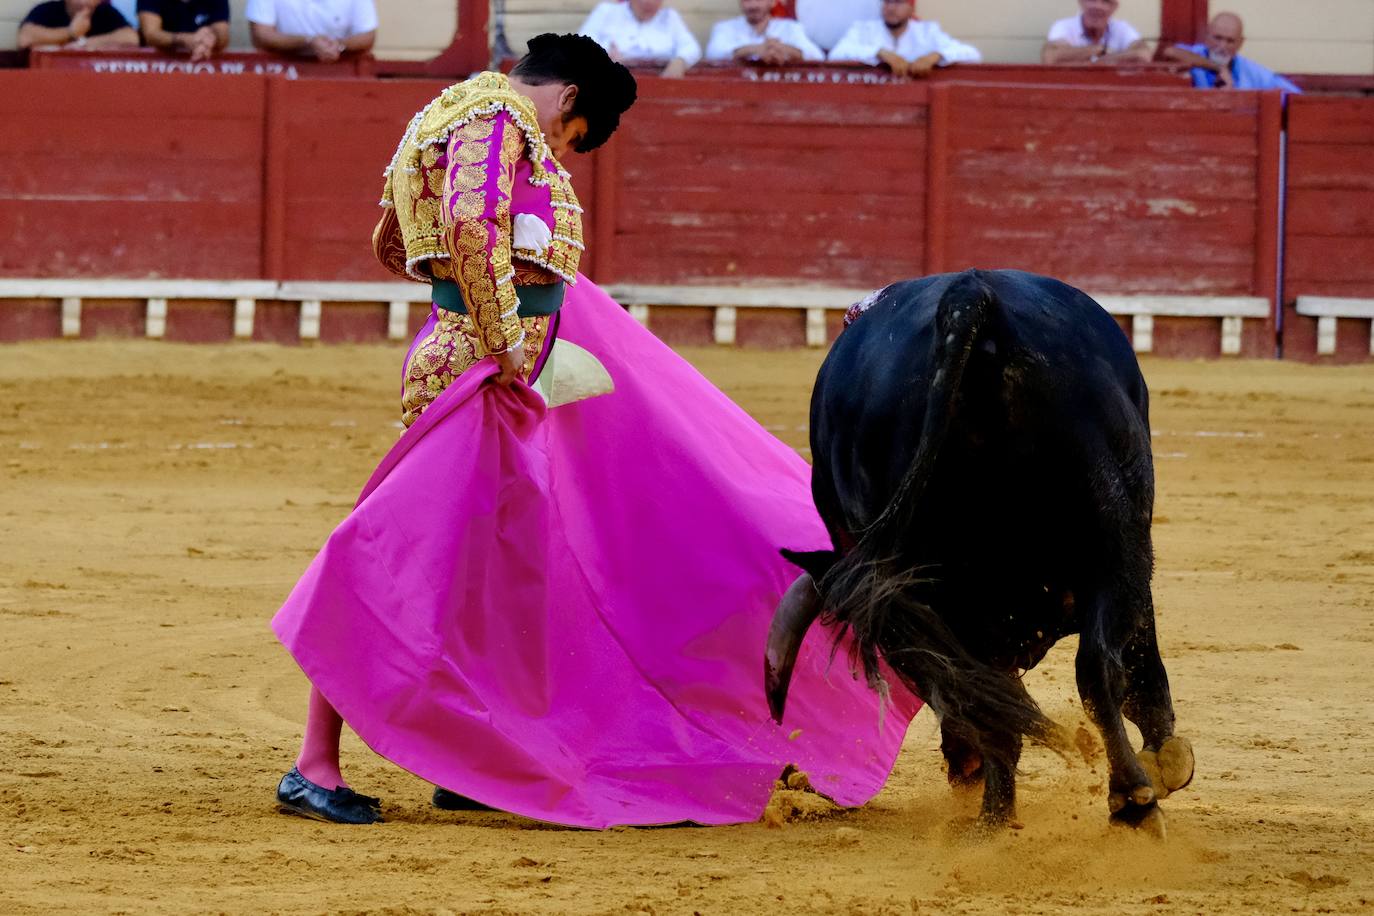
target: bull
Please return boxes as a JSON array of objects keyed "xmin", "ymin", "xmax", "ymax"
[{"xmin": 765, "ymin": 269, "xmax": 1194, "ymax": 833}]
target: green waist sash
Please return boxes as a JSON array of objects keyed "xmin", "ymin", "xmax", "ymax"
[{"xmin": 432, "ymin": 278, "xmax": 565, "ymax": 317}]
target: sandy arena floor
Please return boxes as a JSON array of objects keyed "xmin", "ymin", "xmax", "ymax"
[{"xmin": 2, "ymin": 340, "xmax": 1373, "ymax": 915}]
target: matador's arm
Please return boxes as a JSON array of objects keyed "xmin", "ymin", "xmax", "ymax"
[{"xmin": 442, "ymin": 110, "xmax": 525, "ymax": 355}]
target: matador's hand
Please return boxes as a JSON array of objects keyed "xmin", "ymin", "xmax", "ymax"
[{"xmin": 492, "ymin": 344, "xmax": 526, "ymax": 387}]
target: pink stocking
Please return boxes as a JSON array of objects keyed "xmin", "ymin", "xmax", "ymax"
[{"xmin": 295, "ymin": 685, "xmax": 347, "ymax": 790}]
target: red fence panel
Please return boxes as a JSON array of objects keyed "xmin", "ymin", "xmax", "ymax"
[
  {"xmin": 0, "ymin": 71, "xmax": 267, "ymax": 279},
  {"xmin": 1283, "ymin": 96, "xmax": 1374, "ymax": 362},
  {"xmin": 601, "ymin": 77, "xmax": 929, "ymax": 288},
  {"xmin": 267, "ymin": 78, "xmax": 450, "ymax": 282},
  {"xmin": 935, "ymin": 84, "xmax": 1272, "ymax": 296}
]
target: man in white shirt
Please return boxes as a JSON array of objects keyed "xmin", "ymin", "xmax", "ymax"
[
  {"xmin": 246, "ymin": 0, "xmax": 377, "ymax": 62},
  {"xmin": 828, "ymin": 0, "xmax": 980, "ymax": 77},
  {"xmin": 578, "ymin": 0, "xmax": 702, "ymax": 79},
  {"xmin": 1042, "ymin": 0, "xmax": 1151, "ymax": 64},
  {"xmin": 705, "ymin": 0, "xmax": 824, "ymax": 65}
]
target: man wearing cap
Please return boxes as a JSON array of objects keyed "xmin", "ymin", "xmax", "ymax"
[
  {"xmin": 1163, "ymin": 12, "xmax": 1299, "ymax": 93},
  {"xmin": 827, "ymin": 0, "xmax": 980, "ymax": 77},
  {"xmin": 705, "ymin": 0, "xmax": 824, "ymax": 65}
]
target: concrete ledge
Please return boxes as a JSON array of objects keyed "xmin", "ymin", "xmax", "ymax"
[
  {"xmin": 1296, "ymin": 297, "xmax": 1374, "ymax": 357},
  {"xmin": 1296, "ymin": 296, "xmax": 1374, "ymax": 319},
  {"xmin": 607, "ymin": 284, "xmax": 1271, "ymax": 352},
  {"xmin": 0, "ymin": 279, "xmax": 279, "ymax": 299},
  {"xmin": 0, "ymin": 279, "xmax": 1276, "ymax": 354}
]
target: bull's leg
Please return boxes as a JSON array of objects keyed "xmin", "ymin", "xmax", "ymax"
[
  {"xmin": 1122, "ymin": 612, "xmax": 1195, "ymax": 798},
  {"xmin": 1075, "ymin": 586, "xmax": 1163, "ymax": 833},
  {"xmin": 977, "ymin": 729, "xmax": 1023, "ymax": 828},
  {"xmin": 940, "ymin": 719, "xmax": 984, "ymax": 789},
  {"xmin": 967, "ymin": 675, "xmax": 1032, "ymax": 828}
]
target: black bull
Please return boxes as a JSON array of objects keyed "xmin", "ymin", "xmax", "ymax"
[{"xmin": 765, "ymin": 269, "xmax": 1194, "ymax": 832}]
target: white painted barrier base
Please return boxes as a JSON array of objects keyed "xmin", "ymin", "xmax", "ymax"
[
  {"xmin": 1296, "ymin": 296, "xmax": 1374, "ymax": 357},
  {"xmin": 1, "ymin": 279, "xmax": 1273, "ymax": 355}
]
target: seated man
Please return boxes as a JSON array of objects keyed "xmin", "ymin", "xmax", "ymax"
[
  {"xmin": 1042, "ymin": 0, "xmax": 1151, "ymax": 64},
  {"xmin": 705, "ymin": 0, "xmax": 824, "ymax": 65},
  {"xmin": 138, "ymin": 0, "xmax": 230, "ymax": 62},
  {"xmin": 1163, "ymin": 12, "xmax": 1300, "ymax": 93},
  {"xmin": 828, "ymin": 0, "xmax": 980, "ymax": 77},
  {"xmin": 245, "ymin": 0, "xmax": 377, "ymax": 62},
  {"xmin": 578, "ymin": 0, "xmax": 702, "ymax": 79},
  {"xmin": 17, "ymin": 0, "xmax": 138, "ymax": 50}
]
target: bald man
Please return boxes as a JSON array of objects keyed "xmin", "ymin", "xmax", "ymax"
[{"xmin": 1164, "ymin": 13, "xmax": 1299, "ymax": 93}]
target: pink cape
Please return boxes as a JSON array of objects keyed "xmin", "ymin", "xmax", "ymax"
[{"xmin": 271, "ymin": 277, "xmax": 921, "ymax": 828}]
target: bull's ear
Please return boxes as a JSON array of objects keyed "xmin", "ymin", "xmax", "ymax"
[{"xmin": 780, "ymin": 548, "xmax": 839, "ymax": 581}]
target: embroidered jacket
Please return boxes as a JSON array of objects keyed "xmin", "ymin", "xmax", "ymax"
[{"xmin": 373, "ymin": 72, "xmax": 584, "ymax": 355}]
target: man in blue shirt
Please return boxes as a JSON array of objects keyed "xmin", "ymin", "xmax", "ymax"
[{"xmin": 1163, "ymin": 12, "xmax": 1300, "ymax": 93}]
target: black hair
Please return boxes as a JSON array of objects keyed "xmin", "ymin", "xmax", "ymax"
[{"xmin": 510, "ymin": 33, "xmax": 637, "ymax": 153}]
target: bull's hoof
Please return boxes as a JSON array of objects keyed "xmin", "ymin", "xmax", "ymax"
[
  {"xmin": 1136, "ymin": 750, "xmax": 1171, "ymax": 800},
  {"xmin": 1157, "ymin": 736, "xmax": 1195, "ymax": 793},
  {"xmin": 1110, "ymin": 800, "xmax": 1167, "ymax": 839},
  {"xmin": 1110, "ymin": 796, "xmax": 1165, "ymax": 840},
  {"xmin": 1137, "ymin": 736, "xmax": 1195, "ymax": 800}
]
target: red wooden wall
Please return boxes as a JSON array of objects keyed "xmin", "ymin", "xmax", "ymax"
[
  {"xmin": 0, "ymin": 72, "xmax": 266, "ymax": 279},
  {"xmin": 1282, "ymin": 97, "xmax": 1374, "ymax": 362},
  {"xmin": 0, "ymin": 71, "xmax": 1339, "ymax": 360},
  {"xmin": 933, "ymin": 84, "xmax": 1278, "ymax": 297},
  {"xmin": 267, "ymin": 79, "xmax": 448, "ymax": 281},
  {"xmin": 596, "ymin": 77, "xmax": 929, "ymax": 289}
]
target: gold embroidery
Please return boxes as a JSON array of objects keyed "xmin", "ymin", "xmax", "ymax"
[
  {"xmin": 400, "ymin": 314, "xmax": 551, "ymax": 427},
  {"xmin": 454, "ymin": 142, "xmax": 489, "ymax": 165},
  {"xmin": 452, "ymin": 164, "xmax": 487, "ymax": 193},
  {"xmin": 378, "ymin": 73, "xmax": 553, "ymax": 283},
  {"xmin": 456, "ymin": 118, "xmax": 495, "ymax": 142},
  {"xmin": 426, "ymin": 166, "xmax": 445, "ymax": 197},
  {"xmin": 370, "ymin": 208, "xmax": 409, "ymax": 280},
  {"xmin": 454, "ymin": 192, "xmax": 486, "ymax": 220}
]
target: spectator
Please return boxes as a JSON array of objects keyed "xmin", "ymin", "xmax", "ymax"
[
  {"xmin": 245, "ymin": 0, "xmax": 377, "ymax": 62},
  {"xmin": 1042, "ymin": 0, "xmax": 1151, "ymax": 64},
  {"xmin": 795, "ymin": 0, "xmax": 879, "ymax": 53},
  {"xmin": 705, "ymin": 0, "xmax": 824, "ymax": 65},
  {"xmin": 577, "ymin": 0, "xmax": 702, "ymax": 79},
  {"xmin": 828, "ymin": 0, "xmax": 980, "ymax": 77},
  {"xmin": 1163, "ymin": 13, "xmax": 1300, "ymax": 93},
  {"xmin": 17, "ymin": 0, "xmax": 138, "ymax": 49},
  {"xmin": 109, "ymin": 0, "xmax": 135, "ymax": 27},
  {"xmin": 138, "ymin": 0, "xmax": 230, "ymax": 62}
]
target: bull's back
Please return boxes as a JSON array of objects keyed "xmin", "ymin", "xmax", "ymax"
[{"xmin": 810, "ymin": 270, "xmax": 1149, "ymax": 538}]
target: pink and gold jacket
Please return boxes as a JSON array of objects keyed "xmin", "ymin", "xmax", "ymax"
[{"xmin": 372, "ymin": 72, "xmax": 584, "ymax": 356}]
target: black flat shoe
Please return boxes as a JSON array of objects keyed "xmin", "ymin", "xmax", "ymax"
[
  {"xmin": 276, "ymin": 768, "xmax": 383, "ymax": 824},
  {"xmin": 432, "ymin": 786, "xmax": 495, "ymax": 812}
]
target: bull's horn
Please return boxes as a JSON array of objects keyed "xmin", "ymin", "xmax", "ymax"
[{"xmin": 764, "ymin": 573, "xmax": 824, "ymax": 724}]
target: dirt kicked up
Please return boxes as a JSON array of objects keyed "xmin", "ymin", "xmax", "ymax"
[{"xmin": 2, "ymin": 340, "xmax": 1373, "ymax": 915}]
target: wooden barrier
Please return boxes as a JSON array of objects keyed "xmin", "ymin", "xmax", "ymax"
[
  {"xmin": 1282, "ymin": 96, "xmax": 1374, "ymax": 363},
  {"xmin": 603, "ymin": 76, "xmax": 930, "ymax": 290},
  {"xmin": 27, "ymin": 47, "xmax": 375, "ymax": 79},
  {"xmin": 0, "ymin": 277, "xmax": 1268, "ymax": 354},
  {"xmin": 689, "ymin": 61, "xmax": 1189, "ymax": 89},
  {"xmin": 266, "ymin": 79, "xmax": 448, "ymax": 282},
  {"xmin": 0, "ymin": 71, "xmax": 267, "ymax": 281},
  {"xmin": 0, "ymin": 71, "xmax": 1307, "ymax": 356}
]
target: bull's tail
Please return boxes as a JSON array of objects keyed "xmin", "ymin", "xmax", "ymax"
[{"xmin": 818, "ymin": 270, "xmax": 1058, "ymax": 764}]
